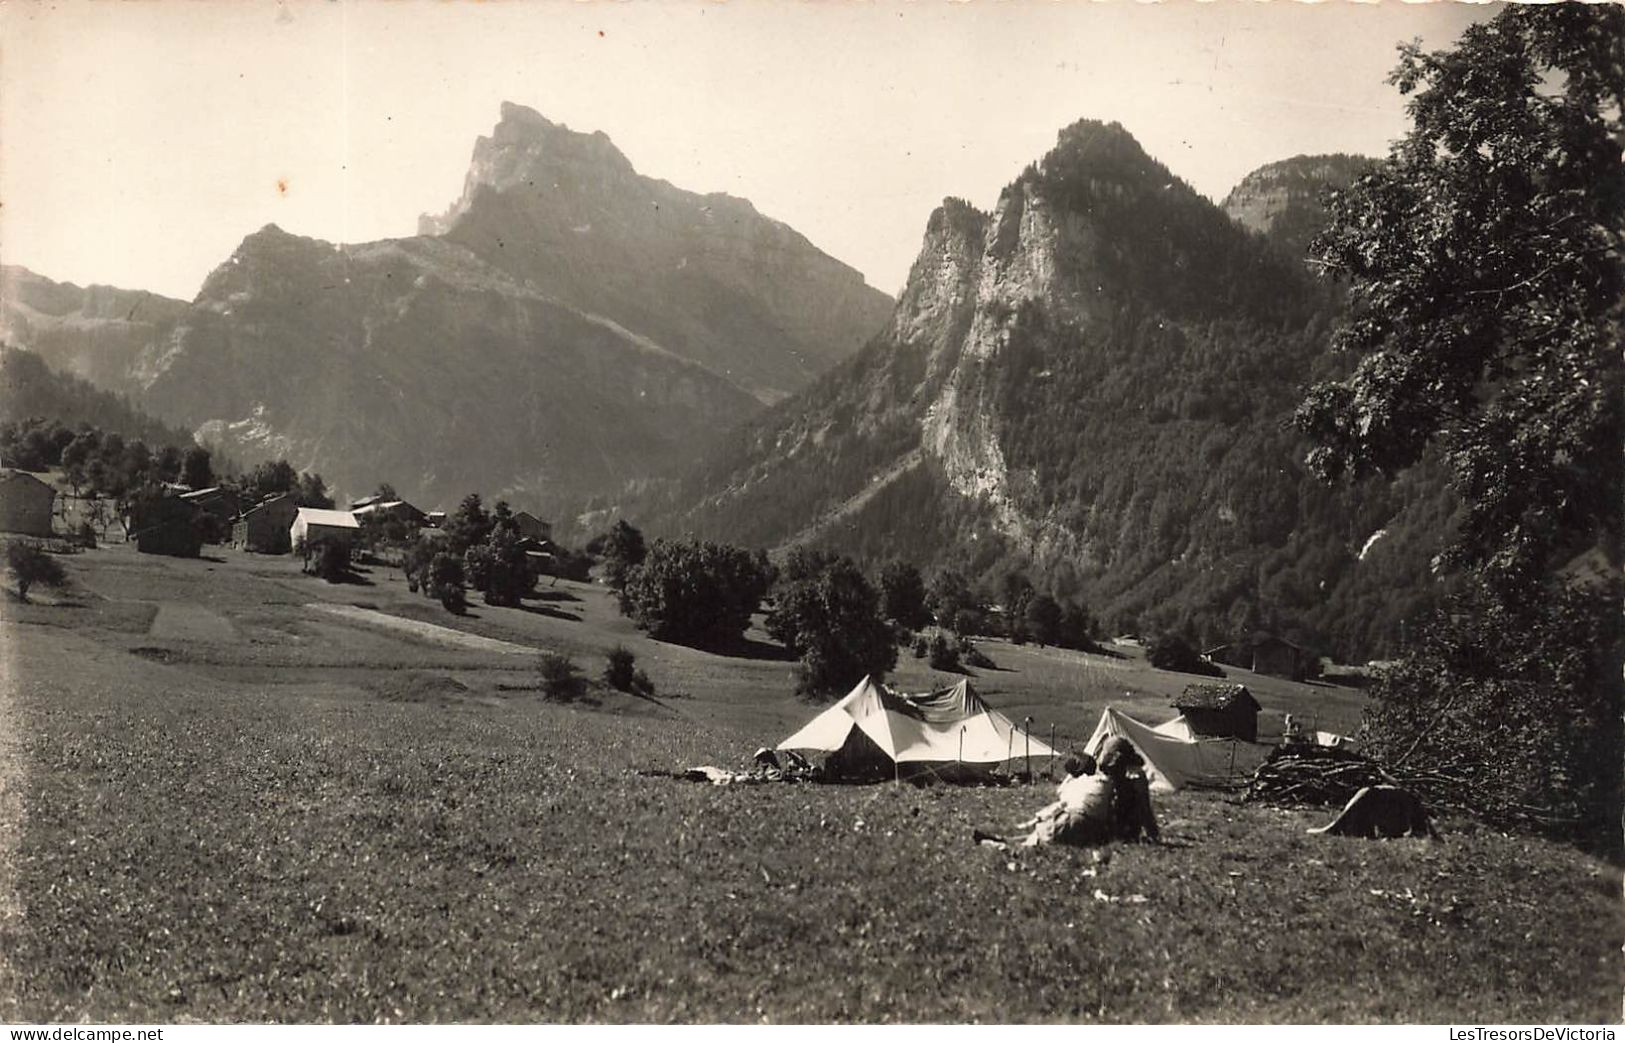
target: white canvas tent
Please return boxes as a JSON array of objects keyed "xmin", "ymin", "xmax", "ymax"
[
  {"xmin": 1084, "ymin": 706, "xmax": 1274, "ymax": 793},
  {"xmin": 778, "ymin": 676, "xmax": 1060, "ymax": 781}
]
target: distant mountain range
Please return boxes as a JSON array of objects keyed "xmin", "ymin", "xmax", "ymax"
[
  {"xmin": 2, "ymin": 108, "xmax": 1454, "ymax": 658},
  {"xmin": 1, "ymin": 102, "xmax": 892, "ymax": 510},
  {"xmin": 627, "ymin": 123, "xmax": 1453, "ymax": 660}
]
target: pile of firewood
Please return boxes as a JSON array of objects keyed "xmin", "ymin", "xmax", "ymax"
[{"xmin": 1244, "ymin": 746, "xmax": 1392, "ymax": 807}]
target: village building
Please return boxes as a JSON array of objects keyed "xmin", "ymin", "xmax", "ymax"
[
  {"xmin": 1170, "ymin": 683, "xmax": 1262, "ymax": 743},
  {"xmin": 1204, "ymin": 633, "xmax": 1319, "ymax": 681},
  {"xmin": 0, "ymin": 469, "xmax": 57, "ymax": 537},
  {"xmin": 291, "ymin": 507, "xmax": 360, "ymax": 553},
  {"xmin": 512, "ymin": 511, "xmax": 552, "ymax": 543},
  {"xmin": 179, "ymin": 486, "xmax": 242, "ymax": 526},
  {"xmin": 233, "ymin": 494, "xmax": 300, "ymax": 553},
  {"xmin": 130, "ymin": 496, "xmax": 204, "ymax": 558},
  {"xmin": 352, "ymin": 499, "xmax": 428, "ymax": 527}
]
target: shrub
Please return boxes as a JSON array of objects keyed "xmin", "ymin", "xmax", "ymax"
[
  {"xmin": 315, "ymin": 541, "xmax": 349, "ymax": 583},
  {"xmin": 75, "ymin": 521, "xmax": 96, "ymax": 549},
  {"xmin": 6, "ymin": 541, "xmax": 66, "ymax": 601},
  {"xmin": 539, "ymin": 652, "xmax": 586, "ymax": 702},
  {"xmin": 603, "ymin": 645, "xmax": 637, "ymax": 692},
  {"xmin": 927, "ymin": 632, "xmax": 962, "ymax": 673},
  {"xmin": 631, "ymin": 669, "xmax": 655, "ymax": 698},
  {"xmin": 428, "ymin": 552, "xmax": 466, "ymax": 612},
  {"xmin": 963, "ymin": 639, "xmax": 995, "ymax": 670},
  {"xmin": 911, "ymin": 635, "xmax": 929, "ymax": 659}
]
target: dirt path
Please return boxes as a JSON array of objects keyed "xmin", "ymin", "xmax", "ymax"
[
  {"xmin": 149, "ymin": 602, "xmax": 238, "ymax": 642},
  {"xmin": 0, "ymin": 622, "xmax": 27, "ymax": 1019},
  {"xmin": 307, "ymin": 604, "xmax": 537, "ymax": 655}
]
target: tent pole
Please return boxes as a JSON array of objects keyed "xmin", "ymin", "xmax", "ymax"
[
  {"xmin": 1048, "ymin": 723, "xmax": 1057, "ymax": 779},
  {"xmin": 1023, "ymin": 717, "xmax": 1033, "ymax": 783}
]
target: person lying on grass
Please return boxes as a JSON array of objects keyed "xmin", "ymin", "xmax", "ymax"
[{"xmin": 974, "ymin": 739, "xmax": 1159, "ymax": 849}]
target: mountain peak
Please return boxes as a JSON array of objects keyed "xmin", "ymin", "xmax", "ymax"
[
  {"xmin": 495, "ymin": 100, "xmax": 558, "ymax": 133},
  {"xmin": 420, "ymin": 103, "xmax": 635, "ymax": 235}
]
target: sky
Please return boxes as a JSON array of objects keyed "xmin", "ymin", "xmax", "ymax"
[{"xmin": 1, "ymin": 0, "xmax": 1496, "ymax": 302}]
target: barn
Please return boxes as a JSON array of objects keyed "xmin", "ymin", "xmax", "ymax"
[
  {"xmin": 0, "ymin": 469, "xmax": 56, "ymax": 537},
  {"xmin": 1171, "ymin": 683, "xmax": 1262, "ymax": 743},
  {"xmin": 1205, "ymin": 633, "xmax": 1319, "ymax": 681},
  {"xmin": 291, "ymin": 507, "xmax": 359, "ymax": 553},
  {"xmin": 234, "ymin": 494, "xmax": 300, "ymax": 553}
]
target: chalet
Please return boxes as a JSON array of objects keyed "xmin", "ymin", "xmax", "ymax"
[
  {"xmin": 1205, "ymin": 633, "xmax": 1318, "ymax": 681},
  {"xmin": 424, "ymin": 511, "xmax": 447, "ymax": 529},
  {"xmin": 352, "ymin": 499, "xmax": 428, "ymax": 527},
  {"xmin": 512, "ymin": 511, "xmax": 552, "ymax": 543},
  {"xmin": 233, "ymin": 494, "xmax": 300, "ymax": 553},
  {"xmin": 290, "ymin": 507, "xmax": 360, "ymax": 553},
  {"xmin": 1171, "ymin": 683, "xmax": 1262, "ymax": 743},
  {"xmin": 131, "ymin": 496, "xmax": 203, "ymax": 558},
  {"xmin": 0, "ymin": 469, "xmax": 56, "ymax": 537},
  {"xmin": 179, "ymin": 486, "xmax": 241, "ymax": 524}
]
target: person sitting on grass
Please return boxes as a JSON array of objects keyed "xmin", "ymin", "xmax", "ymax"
[
  {"xmin": 974, "ymin": 739, "xmax": 1159, "ymax": 849},
  {"xmin": 1098, "ymin": 736, "xmax": 1159, "ymax": 843},
  {"xmin": 974, "ymin": 754, "xmax": 1112, "ymax": 849}
]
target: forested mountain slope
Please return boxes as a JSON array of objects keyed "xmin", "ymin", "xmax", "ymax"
[{"xmin": 636, "ymin": 124, "xmax": 1456, "ymax": 660}]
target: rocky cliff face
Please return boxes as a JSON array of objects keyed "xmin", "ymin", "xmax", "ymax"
[
  {"xmin": 0, "ymin": 266, "xmax": 187, "ymax": 391},
  {"xmin": 3, "ymin": 103, "xmax": 893, "ymax": 510},
  {"xmin": 1221, "ymin": 154, "xmax": 1375, "ymax": 261},
  {"xmin": 646, "ymin": 129, "xmax": 1448, "ymax": 659}
]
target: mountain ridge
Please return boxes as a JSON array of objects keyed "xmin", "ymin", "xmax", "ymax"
[
  {"xmin": 1, "ymin": 103, "xmax": 894, "ymax": 510},
  {"xmin": 631, "ymin": 121, "xmax": 1452, "ymax": 661}
]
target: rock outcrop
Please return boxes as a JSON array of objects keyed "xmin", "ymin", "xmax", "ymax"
[{"xmin": 1221, "ymin": 154, "xmax": 1375, "ymax": 261}]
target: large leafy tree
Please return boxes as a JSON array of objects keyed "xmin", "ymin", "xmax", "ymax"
[
  {"xmin": 1296, "ymin": 4, "xmax": 1624, "ymax": 590},
  {"xmin": 1295, "ymin": 5, "xmax": 1623, "ymax": 846},
  {"xmin": 767, "ymin": 549, "xmax": 897, "ymax": 698},
  {"xmin": 877, "ymin": 558, "xmax": 931, "ymax": 630},
  {"xmin": 588, "ymin": 520, "xmax": 648, "ymax": 591},
  {"xmin": 618, "ymin": 539, "xmax": 772, "ymax": 648}
]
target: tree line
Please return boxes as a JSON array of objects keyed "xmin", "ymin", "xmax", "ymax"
[{"xmin": 592, "ymin": 520, "xmax": 1107, "ymax": 698}]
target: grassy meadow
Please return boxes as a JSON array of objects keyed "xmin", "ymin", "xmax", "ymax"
[{"xmin": 0, "ymin": 541, "xmax": 1618, "ymax": 1023}]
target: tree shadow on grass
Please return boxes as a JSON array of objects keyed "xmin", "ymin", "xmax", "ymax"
[
  {"xmin": 526, "ymin": 588, "xmax": 582, "ymax": 604},
  {"xmin": 322, "ymin": 570, "xmax": 376, "ymax": 587},
  {"xmin": 515, "ymin": 603, "xmax": 581, "ymax": 622},
  {"xmin": 664, "ymin": 633, "xmax": 796, "ymax": 662}
]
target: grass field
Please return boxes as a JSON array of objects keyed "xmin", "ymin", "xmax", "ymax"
[{"xmin": 1, "ymin": 541, "xmax": 1619, "ymax": 1023}]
